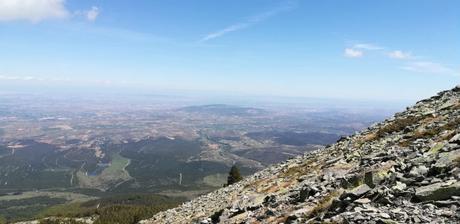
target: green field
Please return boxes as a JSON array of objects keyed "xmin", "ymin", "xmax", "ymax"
[
  {"xmin": 0, "ymin": 191, "xmax": 96, "ymax": 202},
  {"xmin": 76, "ymin": 153, "xmax": 131, "ymax": 190},
  {"xmin": 202, "ymin": 173, "xmax": 227, "ymax": 187},
  {"xmin": 0, "ymin": 191, "xmax": 98, "ymax": 222}
]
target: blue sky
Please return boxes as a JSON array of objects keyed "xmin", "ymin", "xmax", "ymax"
[{"xmin": 0, "ymin": 0, "xmax": 459, "ymax": 101}]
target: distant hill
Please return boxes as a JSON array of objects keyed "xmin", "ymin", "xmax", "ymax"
[
  {"xmin": 246, "ymin": 131, "xmax": 340, "ymax": 146},
  {"xmin": 143, "ymin": 86, "xmax": 460, "ymax": 223},
  {"xmin": 179, "ymin": 104, "xmax": 267, "ymax": 116}
]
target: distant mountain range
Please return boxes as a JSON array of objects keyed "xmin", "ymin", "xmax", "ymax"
[{"xmin": 179, "ymin": 104, "xmax": 267, "ymax": 116}]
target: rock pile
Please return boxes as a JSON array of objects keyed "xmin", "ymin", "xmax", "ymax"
[{"xmin": 142, "ymin": 86, "xmax": 460, "ymax": 224}]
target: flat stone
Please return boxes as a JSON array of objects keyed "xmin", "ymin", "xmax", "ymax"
[
  {"xmin": 449, "ymin": 134, "xmax": 460, "ymax": 143},
  {"xmin": 415, "ymin": 181, "xmax": 460, "ymax": 201},
  {"xmin": 433, "ymin": 200, "xmax": 459, "ymax": 207},
  {"xmin": 355, "ymin": 198, "xmax": 371, "ymax": 204},
  {"xmin": 354, "ymin": 207, "xmax": 364, "ymax": 212},
  {"xmin": 353, "ymin": 184, "xmax": 372, "ymax": 196},
  {"xmin": 341, "ymin": 184, "xmax": 372, "ymax": 201},
  {"xmin": 379, "ymin": 212, "xmax": 391, "ymax": 219}
]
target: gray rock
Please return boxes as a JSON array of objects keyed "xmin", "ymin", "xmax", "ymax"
[
  {"xmin": 449, "ymin": 134, "xmax": 460, "ymax": 143},
  {"xmin": 341, "ymin": 184, "xmax": 372, "ymax": 201},
  {"xmin": 433, "ymin": 149, "xmax": 460, "ymax": 170},
  {"xmin": 392, "ymin": 181, "xmax": 407, "ymax": 191},
  {"xmin": 355, "ymin": 198, "xmax": 371, "ymax": 204},
  {"xmin": 379, "ymin": 212, "xmax": 391, "ymax": 219},
  {"xmin": 351, "ymin": 184, "xmax": 372, "ymax": 197},
  {"xmin": 409, "ymin": 166, "xmax": 429, "ymax": 177},
  {"xmin": 415, "ymin": 181, "xmax": 460, "ymax": 201}
]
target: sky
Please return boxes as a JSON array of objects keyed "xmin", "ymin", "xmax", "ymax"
[{"xmin": 0, "ymin": 0, "xmax": 459, "ymax": 101}]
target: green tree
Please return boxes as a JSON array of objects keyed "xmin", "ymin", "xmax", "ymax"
[{"xmin": 227, "ymin": 165, "xmax": 243, "ymax": 185}]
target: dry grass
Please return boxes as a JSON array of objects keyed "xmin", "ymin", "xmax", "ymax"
[
  {"xmin": 363, "ymin": 133, "xmax": 378, "ymax": 142},
  {"xmin": 283, "ymin": 165, "xmax": 306, "ymax": 177},
  {"xmin": 307, "ymin": 190, "xmax": 343, "ymax": 218},
  {"xmin": 443, "ymin": 117, "xmax": 460, "ymax": 130},
  {"xmin": 353, "ymin": 133, "xmax": 378, "ymax": 148},
  {"xmin": 376, "ymin": 116, "xmax": 423, "ymax": 138},
  {"xmin": 261, "ymin": 178, "xmax": 297, "ymax": 194},
  {"xmin": 281, "ymin": 159, "xmax": 320, "ymax": 178},
  {"xmin": 399, "ymin": 117, "xmax": 460, "ymax": 146},
  {"xmin": 250, "ymin": 178, "xmax": 271, "ymax": 193}
]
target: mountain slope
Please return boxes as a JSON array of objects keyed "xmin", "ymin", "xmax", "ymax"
[{"xmin": 142, "ymin": 87, "xmax": 460, "ymax": 224}]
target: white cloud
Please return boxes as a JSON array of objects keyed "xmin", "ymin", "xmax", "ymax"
[
  {"xmin": 85, "ymin": 6, "xmax": 99, "ymax": 21},
  {"xmin": 0, "ymin": 0, "xmax": 69, "ymax": 22},
  {"xmin": 343, "ymin": 42, "xmax": 457, "ymax": 76},
  {"xmin": 353, "ymin": 43, "xmax": 383, "ymax": 50},
  {"xmin": 201, "ymin": 3, "xmax": 295, "ymax": 42},
  {"xmin": 402, "ymin": 61, "xmax": 458, "ymax": 76},
  {"xmin": 344, "ymin": 48, "xmax": 363, "ymax": 58},
  {"xmin": 343, "ymin": 43, "xmax": 382, "ymax": 58},
  {"xmin": 388, "ymin": 50, "xmax": 412, "ymax": 60}
]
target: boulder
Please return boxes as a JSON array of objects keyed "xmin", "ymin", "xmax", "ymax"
[
  {"xmin": 433, "ymin": 149, "xmax": 460, "ymax": 171},
  {"xmin": 415, "ymin": 181, "xmax": 460, "ymax": 201}
]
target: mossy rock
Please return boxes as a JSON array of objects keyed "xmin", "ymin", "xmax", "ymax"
[{"xmin": 427, "ymin": 143, "xmax": 445, "ymax": 155}]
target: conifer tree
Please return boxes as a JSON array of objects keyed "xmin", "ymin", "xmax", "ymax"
[{"xmin": 227, "ymin": 165, "xmax": 243, "ymax": 185}]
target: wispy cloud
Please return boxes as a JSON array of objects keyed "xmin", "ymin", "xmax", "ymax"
[
  {"xmin": 343, "ymin": 43, "xmax": 382, "ymax": 59},
  {"xmin": 201, "ymin": 23, "xmax": 251, "ymax": 42},
  {"xmin": 344, "ymin": 48, "xmax": 363, "ymax": 58},
  {"xmin": 387, "ymin": 50, "xmax": 412, "ymax": 60},
  {"xmin": 343, "ymin": 41, "xmax": 458, "ymax": 76},
  {"xmin": 200, "ymin": 3, "xmax": 295, "ymax": 42},
  {"xmin": 353, "ymin": 43, "xmax": 383, "ymax": 51},
  {"xmin": 402, "ymin": 61, "xmax": 458, "ymax": 76}
]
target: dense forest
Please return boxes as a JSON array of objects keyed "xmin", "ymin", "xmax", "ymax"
[{"xmin": 0, "ymin": 194, "xmax": 184, "ymax": 224}]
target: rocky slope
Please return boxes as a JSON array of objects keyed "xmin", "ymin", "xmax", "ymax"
[{"xmin": 141, "ymin": 87, "xmax": 460, "ymax": 224}]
